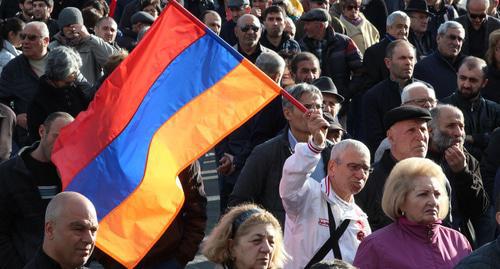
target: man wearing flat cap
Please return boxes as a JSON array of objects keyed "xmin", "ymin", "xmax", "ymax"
[
  {"xmin": 356, "ymin": 105, "xmax": 432, "ymax": 231},
  {"xmin": 49, "ymin": 7, "xmax": 116, "ymax": 85},
  {"xmin": 299, "ymin": 8, "xmax": 363, "ymax": 130},
  {"xmin": 323, "ymin": 112, "xmax": 344, "ymax": 143},
  {"xmin": 118, "ymin": 11, "xmax": 155, "ymax": 51},
  {"xmin": 220, "ymin": 0, "xmax": 251, "ymax": 46},
  {"xmin": 405, "ymin": 0, "xmax": 436, "ymax": 60}
]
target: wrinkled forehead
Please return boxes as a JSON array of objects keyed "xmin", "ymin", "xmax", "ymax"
[
  {"xmin": 408, "ymin": 86, "xmax": 435, "ymax": 99},
  {"xmin": 23, "ymin": 24, "xmax": 42, "ymax": 34},
  {"xmin": 439, "ymin": 108, "xmax": 464, "ymax": 124},
  {"xmin": 238, "ymin": 16, "xmax": 260, "ymax": 27},
  {"xmin": 339, "ymin": 147, "xmax": 369, "ymax": 164}
]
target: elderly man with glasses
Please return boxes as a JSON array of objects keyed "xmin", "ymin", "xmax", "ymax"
[
  {"xmin": 455, "ymin": 0, "xmax": 500, "ymax": 58},
  {"xmin": 0, "ymin": 22, "xmax": 53, "ymax": 147},
  {"xmin": 280, "ymin": 109, "xmax": 371, "ymax": 268}
]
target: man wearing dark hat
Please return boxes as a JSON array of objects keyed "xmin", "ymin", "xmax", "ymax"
[
  {"xmin": 405, "ymin": 0, "xmax": 436, "ymax": 60},
  {"xmin": 323, "ymin": 112, "xmax": 344, "ymax": 143},
  {"xmin": 220, "ymin": 0, "xmax": 251, "ymax": 46},
  {"xmin": 312, "ymin": 76, "xmax": 344, "ymax": 119},
  {"xmin": 356, "ymin": 105, "xmax": 431, "ymax": 231},
  {"xmin": 32, "ymin": 0, "xmax": 58, "ymax": 38},
  {"xmin": 117, "ymin": 11, "xmax": 154, "ymax": 51},
  {"xmin": 49, "ymin": 7, "xmax": 116, "ymax": 85},
  {"xmin": 299, "ymin": 8, "xmax": 363, "ymax": 100}
]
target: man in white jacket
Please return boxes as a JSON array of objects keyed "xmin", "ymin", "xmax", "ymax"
[{"xmin": 280, "ymin": 109, "xmax": 371, "ymax": 268}]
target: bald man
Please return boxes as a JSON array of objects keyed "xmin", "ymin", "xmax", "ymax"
[{"xmin": 24, "ymin": 192, "xmax": 98, "ymax": 269}]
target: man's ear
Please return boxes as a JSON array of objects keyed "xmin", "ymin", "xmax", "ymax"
[
  {"xmin": 283, "ymin": 107, "xmax": 292, "ymax": 121},
  {"xmin": 45, "ymin": 221, "xmax": 55, "ymax": 240},
  {"xmin": 38, "ymin": 124, "xmax": 46, "ymax": 140},
  {"xmin": 384, "ymin": 57, "xmax": 391, "ymax": 70}
]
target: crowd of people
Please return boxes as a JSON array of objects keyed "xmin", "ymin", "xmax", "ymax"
[{"xmin": 1, "ymin": 0, "xmax": 500, "ymax": 266}]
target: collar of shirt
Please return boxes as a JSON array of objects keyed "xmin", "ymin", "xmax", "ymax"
[{"xmin": 320, "ymin": 176, "xmax": 368, "ymax": 221}]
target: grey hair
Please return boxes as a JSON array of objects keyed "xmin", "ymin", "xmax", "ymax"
[
  {"xmin": 437, "ymin": 21, "xmax": 464, "ymax": 36},
  {"xmin": 429, "ymin": 104, "xmax": 463, "ymax": 130},
  {"xmin": 25, "ymin": 21, "xmax": 49, "ymax": 38},
  {"xmin": 237, "ymin": 14, "xmax": 261, "ymax": 28},
  {"xmin": 282, "ymin": 83, "xmax": 322, "ymax": 109},
  {"xmin": 386, "ymin": 11, "xmax": 410, "ymax": 27},
  {"xmin": 45, "ymin": 46, "xmax": 82, "ymax": 81},
  {"xmin": 330, "ymin": 139, "xmax": 370, "ymax": 162},
  {"xmin": 401, "ymin": 81, "xmax": 436, "ymax": 103},
  {"xmin": 256, "ymin": 51, "xmax": 286, "ymax": 78}
]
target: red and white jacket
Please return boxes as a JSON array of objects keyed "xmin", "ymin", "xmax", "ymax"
[{"xmin": 279, "ymin": 141, "xmax": 371, "ymax": 269}]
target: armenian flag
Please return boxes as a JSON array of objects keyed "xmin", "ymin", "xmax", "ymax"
[{"xmin": 51, "ymin": 2, "xmax": 282, "ymax": 267}]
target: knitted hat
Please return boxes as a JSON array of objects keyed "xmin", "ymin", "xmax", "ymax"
[{"xmin": 58, "ymin": 7, "xmax": 83, "ymax": 28}]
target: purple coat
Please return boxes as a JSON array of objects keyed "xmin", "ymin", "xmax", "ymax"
[{"xmin": 353, "ymin": 217, "xmax": 472, "ymax": 269}]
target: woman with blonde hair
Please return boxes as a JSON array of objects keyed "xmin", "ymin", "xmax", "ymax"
[
  {"xmin": 482, "ymin": 29, "xmax": 500, "ymax": 103},
  {"xmin": 353, "ymin": 157, "xmax": 471, "ymax": 268},
  {"xmin": 202, "ymin": 204, "xmax": 288, "ymax": 269}
]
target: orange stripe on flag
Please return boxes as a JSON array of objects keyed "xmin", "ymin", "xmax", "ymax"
[{"xmin": 95, "ymin": 60, "xmax": 280, "ymax": 267}]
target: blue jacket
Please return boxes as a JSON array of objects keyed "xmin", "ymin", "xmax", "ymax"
[
  {"xmin": 414, "ymin": 51, "xmax": 464, "ymax": 100},
  {"xmin": 455, "ymin": 236, "xmax": 500, "ymax": 268}
]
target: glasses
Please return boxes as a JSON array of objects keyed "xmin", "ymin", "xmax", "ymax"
[
  {"xmin": 240, "ymin": 25, "xmax": 260, "ymax": 32},
  {"xmin": 345, "ymin": 4, "xmax": 360, "ymax": 10},
  {"xmin": 444, "ymin": 34, "xmax": 464, "ymax": 42},
  {"xmin": 404, "ymin": 98, "xmax": 437, "ymax": 106},
  {"xmin": 303, "ymin": 103, "xmax": 324, "ymax": 110},
  {"xmin": 20, "ymin": 33, "xmax": 42, "ymax": 41},
  {"xmin": 346, "ymin": 162, "xmax": 373, "ymax": 174},
  {"xmin": 469, "ymin": 12, "xmax": 486, "ymax": 20}
]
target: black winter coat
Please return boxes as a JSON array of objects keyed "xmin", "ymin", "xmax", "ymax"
[
  {"xmin": 482, "ymin": 64, "xmax": 500, "ymax": 103},
  {"xmin": 455, "ymin": 15, "xmax": 500, "ymax": 58},
  {"xmin": 96, "ymin": 161, "xmax": 207, "ymax": 267},
  {"xmin": 0, "ymin": 145, "xmax": 61, "ymax": 269},
  {"xmin": 27, "ymin": 75, "xmax": 90, "ymax": 142},
  {"xmin": 427, "ymin": 148, "xmax": 489, "ymax": 246},
  {"xmin": 361, "ymin": 78, "xmax": 420, "ymax": 155},
  {"xmin": 355, "ymin": 149, "xmax": 395, "ymax": 231},
  {"xmin": 362, "ymin": 36, "xmax": 392, "ymax": 92},
  {"xmin": 442, "ymin": 92, "xmax": 500, "ymax": 160},
  {"xmin": 413, "ymin": 51, "xmax": 465, "ymax": 100}
]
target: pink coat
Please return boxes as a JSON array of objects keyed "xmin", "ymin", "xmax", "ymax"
[{"xmin": 353, "ymin": 217, "xmax": 472, "ymax": 269}]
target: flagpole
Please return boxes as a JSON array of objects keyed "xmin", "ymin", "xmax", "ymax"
[{"xmin": 280, "ymin": 88, "xmax": 308, "ymax": 113}]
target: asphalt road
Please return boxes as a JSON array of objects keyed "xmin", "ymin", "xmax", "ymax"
[{"xmin": 186, "ymin": 151, "xmax": 220, "ymax": 268}]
